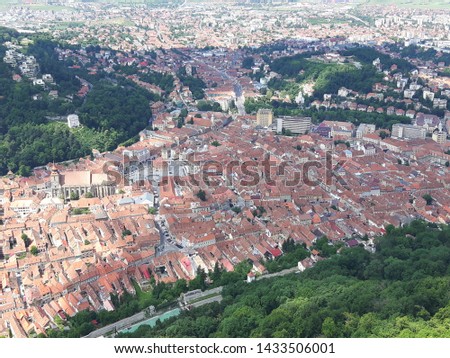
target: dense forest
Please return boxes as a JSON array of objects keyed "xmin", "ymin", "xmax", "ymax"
[
  {"xmin": 340, "ymin": 46, "xmax": 415, "ymax": 73},
  {"xmin": 0, "ymin": 38, "xmax": 155, "ymax": 175},
  {"xmin": 79, "ymin": 78, "xmax": 152, "ymax": 146},
  {"xmin": 113, "ymin": 64, "xmax": 175, "ymax": 94},
  {"xmin": 118, "ymin": 221, "xmax": 450, "ymax": 338},
  {"xmin": 0, "ymin": 41, "xmax": 84, "ymax": 175},
  {"xmin": 269, "ymin": 52, "xmax": 383, "ymax": 99},
  {"xmin": 268, "ymin": 47, "xmax": 416, "ymax": 103}
]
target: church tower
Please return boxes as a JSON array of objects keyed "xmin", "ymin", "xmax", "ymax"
[{"xmin": 50, "ymin": 164, "xmax": 61, "ymax": 186}]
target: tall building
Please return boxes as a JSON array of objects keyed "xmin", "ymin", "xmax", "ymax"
[
  {"xmin": 276, "ymin": 116, "xmax": 312, "ymax": 135},
  {"xmin": 356, "ymin": 123, "xmax": 376, "ymax": 139},
  {"xmin": 391, "ymin": 124, "xmax": 426, "ymax": 140},
  {"xmin": 432, "ymin": 123, "xmax": 447, "ymax": 145},
  {"xmin": 256, "ymin": 109, "xmax": 273, "ymax": 127}
]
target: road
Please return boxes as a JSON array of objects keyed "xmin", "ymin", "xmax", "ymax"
[
  {"xmin": 189, "ymin": 295, "xmax": 222, "ymax": 308},
  {"xmin": 154, "ymin": 216, "xmax": 179, "ymax": 256},
  {"xmin": 84, "ymin": 264, "xmax": 299, "ymax": 338},
  {"xmin": 255, "ymin": 266, "xmax": 299, "ymax": 281},
  {"xmin": 85, "ymin": 309, "xmax": 150, "ymax": 338},
  {"xmin": 345, "ymin": 13, "xmax": 370, "ymax": 27},
  {"xmin": 234, "ymin": 84, "xmax": 246, "ymax": 115},
  {"xmin": 201, "ymin": 60, "xmax": 246, "ymax": 116}
]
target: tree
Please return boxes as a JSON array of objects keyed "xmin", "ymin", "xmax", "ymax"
[
  {"xmin": 210, "ymin": 262, "xmax": 224, "ymax": 283},
  {"xmin": 30, "ymin": 246, "xmax": 39, "ymax": 256},
  {"xmin": 422, "ymin": 194, "xmax": 433, "ymax": 206},
  {"xmin": 21, "ymin": 233, "xmax": 31, "ymax": 248},
  {"xmin": 180, "ymin": 108, "xmax": 188, "ymax": 118},
  {"xmin": 197, "ymin": 100, "xmax": 221, "ymax": 112},
  {"xmin": 18, "ymin": 164, "xmax": 32, "ymax": 177},
  {"xmin": 281, "ymin": 238, "xmax": 296, "ymax": 253},
  {"xmin": 379, "ymin": 131, "xmax": 389, "ymax": 139},
  {"xmin": 322, "ymin": 317, "xmax": 340, "ymax": 338},
  {"xmin": 242, "ymin": 57, "xmax": 255, "ymax": 69},
  {"xmin": 84, "ymin": 192, "xmax": 94, "ymax": 198},
  {"xmin": 189, "ymin": 267, "xmax": 207, "ymax": 291},
  {"xmin": 231, "ymin": 207, "xmax": 241, "ymax": 214},
  {"xmin": 196, "ymin": 189, "xmax": 207, "ymax": 201},
  {"xmin": 211, "ymin": 140, "xmax": 221, "ymax": 147},
  {"xmin": 122, "ymin": 229, "xmax": 132, "ymax": 237},
  {"xmin": 70, "ymin": 191, "xmax": 79, "ymax": 201},
  {"xmin": 148, "ymin": 207, "xmax": 157, "ymax": 215}
]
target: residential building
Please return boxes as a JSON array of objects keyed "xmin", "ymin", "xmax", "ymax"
[
  {"xmin": 356, "ymin": 123, "xmax": 376, "ymax": 139},
  {"xmin": 432, "ymin": 124, "xmax": 447, "ymax": 145},
  {"xmin": 391, "ymin": 123, "xmax": 426, "ymax": 140},
  {"xmin": 256, "ymin": 109, "xmax": 273, "ymax": 127},
  {"xmin": 275, "ymin": 116, "xmax": 312, "ymax": 135}
]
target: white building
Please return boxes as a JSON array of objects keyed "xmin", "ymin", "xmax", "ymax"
[
  {"xmin": 391, "ymin": 123, "xmax": 426, "ymax": 140},
  {"xmin": 9, "ymin": 199, "xmax": 39, "ymax": 217},
  {"xmin": 67, "ymin": 114, "xmax": 80, "ymax": 129},
  {"xmin": 356, "ymin": 123, "xmax": 376, "ymax": 139},
  {"xmin": 275, "ymin": 116, "xmax": 312, "ymax": 135}
]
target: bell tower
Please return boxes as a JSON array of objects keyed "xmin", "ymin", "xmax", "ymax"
[{"xmin": 50, "ymin": 164, "xmax": 61, "ymax": 187}]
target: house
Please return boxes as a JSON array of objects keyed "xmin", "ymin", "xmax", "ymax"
[
  {"xmin": 67, "ymin": 114, "xmax": 80, "ymax": 129},
  {"xmin": 346, "ymin": 239, "xmax": 360, "ymax": 248},
  {"xmin": 247, "ymin": 271, "xmax": 256, "ymax": 283},
  {"xmin": 298, "ymin": 257, "xmax": 315, "ymax": 272}
]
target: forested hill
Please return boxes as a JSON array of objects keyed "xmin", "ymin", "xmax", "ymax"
[
  {"xmin": 119, "ymin": 221, "xmax": 450, "ymax": 338},
  {"xmin": 0, "ymin": 35, "xmax": 154, "ymax": 176}
]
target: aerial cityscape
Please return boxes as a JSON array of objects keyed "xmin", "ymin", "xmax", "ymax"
[{"xmin": 0, "ymin": 0, "xmax": 450, "ymax": 340}]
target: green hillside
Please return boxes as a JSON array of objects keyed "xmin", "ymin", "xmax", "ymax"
[
  {"xmin": 118, "ymin": 221, "xmax": 450, "ymax": 338},
  {"xmin": 0, "ymin": 35, "xmax": 154, "ymax": 176}
]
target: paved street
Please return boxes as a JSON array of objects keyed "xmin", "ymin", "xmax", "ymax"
[
  {"xmin": 85, "ymin": 266, "xmax": 299, "ymax": 338},
  {"xmin": 85, "ymin": 310, "xmax": 148, "ymax": 338},
  {"xmin": 189, "ymin": 295, "xmax": 222, "ymax": 308}
]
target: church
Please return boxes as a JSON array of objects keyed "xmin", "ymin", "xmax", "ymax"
[{"xmin": 48, "ymin": 165, "xmax": 116, "ymax": 200}]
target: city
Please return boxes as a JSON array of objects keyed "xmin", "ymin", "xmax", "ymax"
[{"xmin": 0, "ymin": 0, "xmax": 449, "ymax": 341}]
